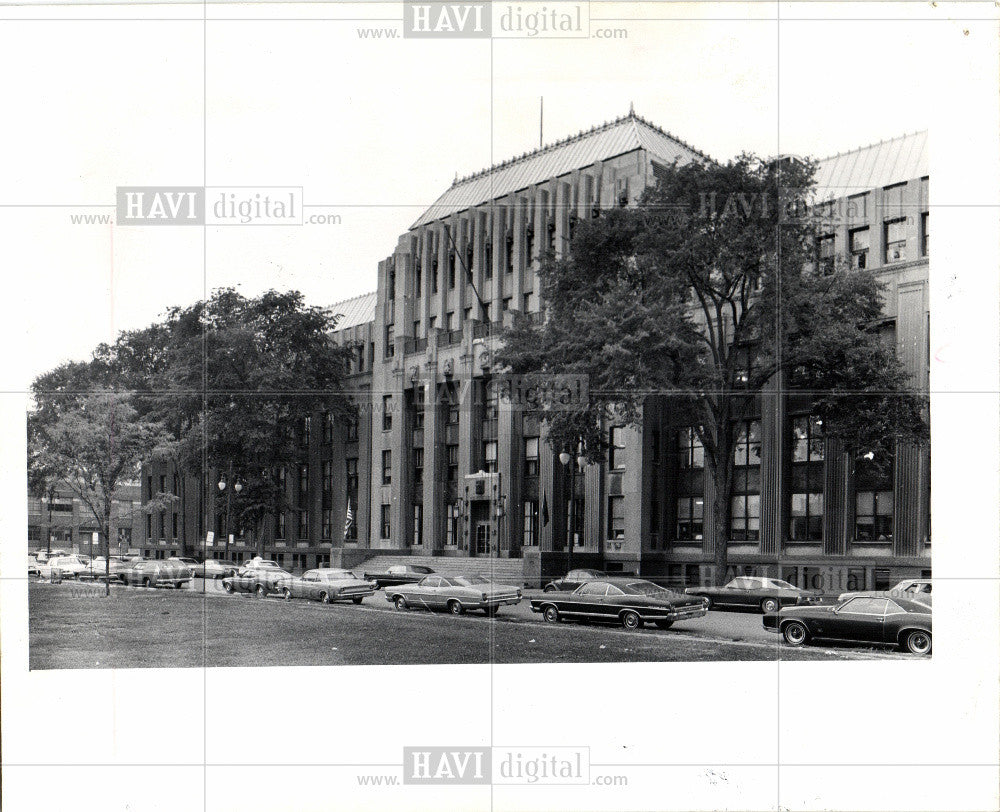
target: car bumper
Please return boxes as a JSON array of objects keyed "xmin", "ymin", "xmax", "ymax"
[
  {"xmin": 654, "ymin": 605, "xmax": 708, "ymax": 622},
  {"xmin": 470, "ymin": 595, "xmax": 522, "ymax": 609}
]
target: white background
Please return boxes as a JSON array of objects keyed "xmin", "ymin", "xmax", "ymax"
[{"xmin": 1, "ymin": 2, "xmax": 998, "ymax": 810}]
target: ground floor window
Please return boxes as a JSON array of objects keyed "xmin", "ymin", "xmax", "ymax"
[
  {"xmin": 856, "ymin": 490, "xmax": 893, "ymax": 540},
  {"xmin": 412, "ymin": 504, "xmax": 423, "ymax": 545},
  {"xmin": 790, "ymin": 493, "xmax": 823, "ymax": 541},
  {"xmin": 322, "ymin": 509, "xmax": 332, "ymax": 540},
  {"xmin": 445, "ymin": 504, "xmax": 458, "ymax": 546},
  {"xmin": 380, "ymin": 504, "xmax": 391, "ymax": 539},
  {"xmin": 676, "ymin": 496, "xmax": 704, "ymax": 541},
  {"xmin": 730, "ymin": 493, "xmax": 760, "ymax": 541},
  {"xmin": 607, "ymin": 495, "xmax": 625, "ymax": 540},
  {"xmin": 522, "ymin": 501, "xmax": 538, "ymax": 546}
]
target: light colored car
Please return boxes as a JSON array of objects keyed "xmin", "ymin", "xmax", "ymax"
[
  {"xmin": 37, "ymin": 554, "xmax": 89, "ymax": 580},
  {"xmin": 120, "ymin": 559, "xmax": 193, "ymax": 588},
  {"xmin": 241, "ymin": 557, "xmax": 283, "ymax": 571},
  {"xmin": 27, "ymin": 555, "xmax": 40, "ymax": 578},
  {"xmin": 838, "ymin": 579, "xmax": 932, "ymax": 606},
  {"xmin": 276, "ymin": 568, "xmax": 377, "ymax": 604},
  {"xmin": 85, "ymin": 556, "xmax": 141, "ymax": 581},
  {"xmin": 385, "ymin": 574, "xmax": 522, "ymax": 616},
  {"xmin": 200, "ymin": 559, "xmax": 239, "ymax": 579}
]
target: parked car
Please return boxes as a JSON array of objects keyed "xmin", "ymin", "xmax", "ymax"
[
  {"xmin": 27, "ymin": 555, "xmax": 41, "ymax": 577},
  {"xmin": 37, "ymin": 554, "xmax": 90, "ymax": 580},
  {"xmin": 685, "ymin": 576, "xmax": 821, "ymax": 613},
  {"xmin": 385, "ymin": 574, "xmax": 522, "ymax": 616},
  {"xmin": 763, "ymin": 595, "xmax": 932, "ymax": 655},
  {"xmin": 838, "ymin": 579, "xmax": 932, "ymax": 606},
  {"xmin": 531, "ymin": 578, "xmax": 709, "ymax": 630},
  {"xmin": 120, "ymin": 559, "xmax": 193, "ymax": 588},
  {"xmin": 241, "ymin": 557, "xmax": 283, "ymax": 571},
  {"xmin": 363, "ymin": 563, "xmax": 435, "ymax": 589},
  {"xmin": 199, "ymin": 559, "xmax": 239, "ymax": 579},
  {"xmin": 34, "ymin": 549, "xmax": 69, "ymax": 563},
  {"xmin": 84, "ymin": 555, "xmax": 137, "ymax": 581},
  {"xmin": 542, "ymin": 568, "xmax": 607, "ymax": 593},
  {"xmin": 168, "ymin": 556, "xmax": 202, "ymax": 573},
  {"xmin": 221, "ymin": 564, "xmax": 292, "ymax": 597},
  {"xmin": 275, "ymin": 568, "xmax": 377, "ymax": 604}
]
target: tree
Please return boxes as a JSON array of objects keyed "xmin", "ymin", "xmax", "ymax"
[
  {"xmin": 497, "ymin": 155, "xmax": 927, "ymax": 583},
  {"xmin": 28, "ymin": 386, "xmax": 169, "ymax": 596}
]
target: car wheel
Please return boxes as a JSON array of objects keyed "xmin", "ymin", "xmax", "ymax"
[
  {"xmin": 222, "ymin": 581, "xmax": 234, "ymax": 594},
  {"xmin": 542, "ymin": 605, "xmax": 560, "ymax": 623},
  {"xmin": 319, "ymin": 592, "xmax": 330, "ymax": 604},
  {"xmin": 281, "ymin": 588, "xmax": 292, "ymax": 601},
  {"xmin": 620, "ymin": 610, "xmax": 643, "ymax": 630},
  {"xmin": 543, "ymin": 584, "xmax": 557, "ymax": 593},
  {"xmin": 655, "ymin": 619, "xmax": 674, "ymax": 630},
  {"xmin": 782, "ymin": 620, "xmax": 809, "ymax": 646},
  {"xmin": 761, "ymin": 598, "xmax": 780, "ymax": 614},
  {"xmin": 903, "ymin": 630, "xmax": 932, "ymax": 655},
  {"xmin": 142, "ymin": 577, "xmax": 152, "ymax": 589},
  {"xmin": 702, "ymin": 596, "xmax": 713, "ymax": 610},
  {"xmin": 485, "ymin": 605, "xmax": 499, "ymax": 617},
  {"xmin": 447, "ymin": 600, "xmax": 464, "ymax": 615},
  {"xmin": 255, "ymin": 584, "xmax": 267, "ymax": 598},
  {"xmin": 393, "ymin": 596, "xmax": 408, "ymax": 611},
  {"xmin": 352, "ymin": 596, "xmax": 363, "ymax": 604}
]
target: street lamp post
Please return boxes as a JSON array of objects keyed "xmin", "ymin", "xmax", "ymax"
[
  {"xmin": 41, "ymin": 485, "xmax": 56, "ymax": 555},
  {"xmin": 218, "ymin": 474, "xmax": 242, "ymax": 558},
  {"xmin": 559, "ymin": 447, "xmax": 587, "ymax": 573}
]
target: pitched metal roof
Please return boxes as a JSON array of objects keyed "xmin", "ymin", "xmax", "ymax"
[
  {"xmin": 330, "ymin": 291, "xmax": 376, "ymax": 331},
  {"xmin": 814, "ymin": 130, "xmax": 927, "ymax": 199},
  {"xmin": 410, "ymin": 111, "xmax": 709, "ymax": 229}
]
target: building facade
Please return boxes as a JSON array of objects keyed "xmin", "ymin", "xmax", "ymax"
[
  {"xmin": 29, "ymin": 481, "xmax": 143, "ymax": 557},
  {"xmin": 141, "ymin": 113, "xmax": 930, "ymax": 591}
]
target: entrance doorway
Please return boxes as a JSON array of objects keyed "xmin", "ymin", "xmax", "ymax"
[{"xmin": 474, "ymin": 522, "xmax": 491, "ymax": 556}]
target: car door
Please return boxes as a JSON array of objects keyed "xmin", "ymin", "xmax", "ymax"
[
  {"xmin": 418, "ymin": 576, "xmax": 445, "ymax": 608},
  {"xmin": 574, "ymin": 582, "xmax": 609, "ymax": 618},
  {"xmin": 832, "ymin": 597, "xmax": 889, "ymax": 642},
  {"xmin": 716, "ymin": 578, "xmax": 745, "ymax": 607},
  {"xmin": 602, "ymin": 584, "xmax": 630, "ymax": 618}
]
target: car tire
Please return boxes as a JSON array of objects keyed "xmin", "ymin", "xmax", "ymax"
[
  {"xmin": 281, "ymin": 588, "xmax": 292, "ymax": 601},
  {"xmin": 702, "ymin": 596, "xmax": 713, "ymax": 610},
  {"xmin": 223, "ymin": 581, "xmax": 234, "ymax": 594},
  {"xmin": 655, "ymin": 619, "xmax": 674, "ymax": 630},
  {"xmin": 620, "ymin": 610, "xmax": 643, "ymax": 631},
  {"xmin": 782, "ymin": 620, "xmax": 809, "ymax": 646},
  {"xmin": 903, "ymin": 629, "xmax": 932, "ymax": 655},
  {"xmin": 542, "ymin": 605, "xmax": 560, "ymax": 623},
  {"xmin": 761, "ymin": 598, "xmax": 780, "ymax": 614},
  {"xmin": 255, "ymin": 584, "xmax": 267, "ymax": 599},
  {"xmin": 393, "ymin": 596, "xmax": 408, "ymax": 611},
  {"xmin": 352, "ymin": 596, "xmax": 363, "ymax": 605},
  {"xmin": 485, "ymin": 605, "xmax": 499, "ymax": 617},
  {"xmin": 543, "ymin": 584, "xmax": 557, "ymax": 593},
  {"xmin": 447, "ymin": 600, "xmax": 464, "ymax": 615},
  {"xmin": 319, "ymin": 592, "xmax": 330, "ymax": 604},
  {"xmin": 142, "ymin": 577, "xmax": 152, "ymax": 589}
]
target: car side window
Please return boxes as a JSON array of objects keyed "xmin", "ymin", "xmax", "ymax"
[
  {"xmin": 726, "ymin": 578, "xmax": 745, "ymax": 589},
  {"xmin": 605, "ymin": 585, "xmax": 625, "ymax": 596},
  {"xmin": 423, "ymin": 576, "xmax": 442, "ymax": 588},
  {"xmin": 885, "ymin": 600, "xmax": 906, "ymax": 614},
  {"xmin": 579, "ymin": 583, "xmax": 608, "ymax": 596},
  {"xmin": 842, "ymin": 597, "xmax": 889, "ymax": 615}
]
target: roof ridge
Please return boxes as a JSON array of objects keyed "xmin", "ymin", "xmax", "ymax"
[
  {"xmin": 331, "ymin": 290, "xmax": 376, "ymax": 307},
  {"xmin": 816, "ymin": 129, "xmax": 927, "ymax": 164}
]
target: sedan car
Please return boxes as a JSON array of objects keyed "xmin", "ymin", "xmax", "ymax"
[
  {"xmin": 120, "ymin": 559, "xmax": 193, "ymax": 588},
  {"xmin": 838, "ymin": 579, "xmax": 931, "ymax": 606},
  {"xmin": 275, "ymin": 568, "xmax": 377, "ymax": 604},
  {"xmin": 542, "ymin": 568, "xmax": 607, "ymax": 593},
  {"xmin": 763, "ymin": 595, "xmax": 932, "ymax": 655},
  {"xmin": 363, "ymin": 563, "xmax": 435, "ymax": 589},
  {"xmin": 385, "ymin": 574, "xmax": 521, "ymax": 616},
  {"xmin": 221, "ymin": 565, "xmax": 292, "ymax": 597},
  {"xmin": 37, "ymin": 554, "xmax": 90, "ymax": 580},
  {"xmin": 199, "ymin": 559, "xmax": 240, "ymax": 579},
  {"xmin": 531, "ymin": 578, "xmax": 709, "ymax": 630},
  {"xmin": 27, "ymin": 555, "xmax": 40, "ymax": 578},
  {"xmin": 685, "ymin": 576, "xmax": 821, "ymax": 613}
]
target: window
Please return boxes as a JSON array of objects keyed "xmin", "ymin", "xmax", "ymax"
[
  {"xmin": 817, "ymin": 234, "xmax": 835, "ymax": 274},
  {"xmin": 445, "ymin": 311, "xmax": 454, "ymax": 331},
  {"xmin": 447, "ymin": 403, "xmax": 460, "ymax": 425},
  {"xmin": 676, "ymin": 497, "xmax": 704, "ymax": 540},
  {"xmin": 346, "ymin": 456, "xmax": 358, "ymax": 495},
  {"xmin": 159, "ymin": 512, "xmax": 165, "ymax": 538},
  {"xmin": 413, "ymin": 386, "xmax": 425, "ymax": 430},
  {"xmin": 524, "ymin": 436, "xmax": 539, "ymax": 477},
  {"xmin": 522, "ymin": 292, "xmax": 533, "ymax": 312},
  {"xmin": 413, "ymin": 319, "xmax": 421, "ymax": 338},
  {"xmin": 841, "ymin": 597, "xmax": 888, "ymax": 616},
  {"xmin": 849, "ymin": 227, "xmax": 870, "ymax": 269},
  {"xmin": 522, "ymin": 501, "xmax": 538, "ymax": 546},
  {"xmin": 856, "ymin": 490, "xmax": 893, "ymax": 540},
  {"xmin": 921, "ymin": 212, "xmax": 929, "ymax": 256},
  {"xmin": 146, "ymin": 475, "xmax": 153, "ymax": 499},
  {"xmin": 301, "ymin": 416, "xmax": 311, "ymax": 447},
  {"xmin": 298, "ymin": 510, "xmax": 309, "ymax": 540},
  {"xmin": 159, "ymin": 475, "xmax": 166, "ymax": 494},
  {"xmin": 607, "ymin": 495, "xmax": 625, "ymax": 539},
  {"xmin": 322, "ymin": 461, "xmax": 333, "ymax": 502},
  {"xmin": 413, "ymin": 447, "xmax": 424, "ymax": 488},
  {"xmin": 412, "ymin": 504, "xmax": 423, "ymax": 546},
  {"xmin": 357, "ymin": 345, "xmax": 365, "ymax": 372},
  {"xmin": 505, "ymin": 232, "xmax": 514, "ymax": 273},
  {"xmin": 463, "ymin": 307, "xmax": 472, "ymax": 324},
  {"xmin": 298, "ymin": 464, "xmax": 309, "ymax": 505},
  {"xmin": 678, "ymin": 428, "xmax": 704, "ymax": 468},
  {"xmin": 172, "ymin": 473, "xmax": 179, "ymax": 496},
  {"xmin": 382, "ymin": 450, "xmax": 392, "ymax": 485},
  {"xmin": 730, "ymin": 494, "xmax": 761, "ymax": 541},
  {"xmin": 448, "ymin": 253, "xmax": 456, "ymax": 288},
  {"xmin": 731, "ymin": 420, "xmax": 761, "ymax": 540},
  {"xmin": 446, "ymin": 503, "xmax": 458, "ymax": 546},
  {"xmin": 322, "ymin": 509, "xmax": 332, "ymax": 539},
  {"xmin": 388, "ymin": 266, "xmax": 396, "ymax": 299},
  {"xmin": 790, "ymin": 415, "xmax": 824, "ymax": 542},
  {"xmin": 432, "ymin": 256, "xmax": 439, "ymax": 293},
  {"xmin": 384, "ymin": 323, "xmax": 394, "ymax": 358},
  {"xmin": 484, "ymin": 440, "xmax": 497, "ymax": 473},
  {"xmin": 380, "ymin": 504, "xmax": 391, "ymax": 539},
  {"xmin": 383, "ymin": 395, "xmax": 392, "ymax": 431},
  {"xmin": 733, "ymin": 420, "xmax": 762, "ymax": 467},
  {"xmin": 790, "ymin": 493, "xmax": 823, "ymax": 542},
  {"xmin": 146, "ymin": 513, "xmax": 152, "ymax": 541},
  {"xmin": 414, "ymin": 261, "xmax": 422, "ymax": 298},
  {"xmin": 323, "ymin": 411, "xmax": 334, "ymax": 444},
  {"xmin": 172, "ymin": 513, "xmax": 178, "ymax": 539},
  {"xmin": 502, "ymin": 297, "xmax": 511, "ymax": 312},
  {"xmin": 525, "ymin": 225, "xmax": 535, "ymax": 262},
  {"xmin": 792, "ymin": 415, "xmax": 824, "ymax": 462},
  {"xmin": 884, "ymin": 217, "xmax": 906, "ymax": 263},
  {"xmin": 346, "ymin": 417, "xmax": 358, "ymax": 442},
  {"xmin": 447, "ymin": 444, "xmax": 459, "ymax": 482},
  {"xmin": 276, "ymin": 512, "xmax": 286, "ymax": 540},
  {"xmin": 483, "ymin": 303, "xmax": 491, "ymax": 322},
  {"xmin": 429, "ymin": 316, "xmax": 437, "ymax": 330},
  {"xmin": 484, "ymin": 242, "xmax": 493, "ymax": 279},
  {"xmin": 609, "ymin": 426, "xmax": 627, "ymax": 470}
]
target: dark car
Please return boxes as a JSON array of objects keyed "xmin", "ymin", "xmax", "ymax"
[
  {"xmin": 685, "ymin": 576, "xmax": 821, "ymax": 613},
  {"xmin": 763, "ymin": 595, "xmax": 932, "ymax": 655},
  {"xmin": 276, "ymin": 568, "xmax": 377, "ymax": 604},
  {"xmin": 531, "ymin": 578, "xmax": 709, "ymax": 630},
  {"xmin": 363, "ymin": 563, "xmax": 435, "ymax": 589},
  {"xmin": 542, "ymin": 568, "xmax": 607, "ymax": 593},
  {"xmin": 222, "ymin": 564, "xmax": 292, "ymax": 597},
  {"xmin": 121, "ymin": 559, "xmax": 193, "ymax": 588}
]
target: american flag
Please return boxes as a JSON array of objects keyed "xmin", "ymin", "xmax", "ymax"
[{"xmin": 343, "ymin": 498, "xmax": 354, "ymax": 537}]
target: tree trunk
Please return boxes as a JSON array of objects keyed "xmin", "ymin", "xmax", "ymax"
[
  {"xmin": 708, "ymin": 417, "xmax": 735, "ymax": 586},
  {"xmin": 102, "ymin": 502, "xmax": 113, "ymax": 597}
]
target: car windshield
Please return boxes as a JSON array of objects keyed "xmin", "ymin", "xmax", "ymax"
[
  {"xmin": 618, "ymin": 581, "xmax": 669, "ymax": 596},
  {"xmin": 455, "ymin": 575, "xmax": 490, "ymax": 586}
]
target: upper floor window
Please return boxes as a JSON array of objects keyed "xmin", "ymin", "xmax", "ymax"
[
  {"xmin": 733, "ymin": 420, "xmax": 761, "ymax": 467},
  {"xmin": 448, "ymin": 253, "xmax": 456, "ymax": 289},
  {"xmin": 382, "ymin": 395, "xmax": 392, "ymax": 431},
  {"xmin": 414, "ymin": 260, "xmax": 422, "ymax": 298},
  {"xmin": 791, "ymin": 415, "xmax": 824, "ymax": 463},
  {"xmin": 884, "ymin": 217, "xmax": 906, "ymax": 263},
  {"xmin": 849, "ymin": 227, "xmax": 870, "ymax": 269},
  {"xmin": 524, "ymin": 436, "xmax": 539, "ymax": 477},
  {"xmin": 484, "ymin": 241, "xmax": 493, "ymax": 279},
  {"xmin": 432, "ymin": 258, "xmax": 439, "ymax": 293},
  {"xmin": 505, "ymin": 232, "xmax": 514, "ymax": 273},
  {"xmin": 382, "ymin": 450, "xmax": 392, "ymax": 485},
  {"xmin": 921, "ymin": 212, "xmax": 929, "ymax": 256},
  {"xmin": 388, "ymin": 267, "xmax": 396, "ymax": 300},
  {"xmin": 609, "ymin": 426, "xmax": 627, "ymax": 470},
  {"xmin": 678, "ymin": 428, "xmax": 704, "ymax": 469},
  {"xmin": 298, "ymin": 464, "xmax": 309, "ymax": 505},
  {"xmin": 323, "ymin": 411, "xmax": 334, "ymax": 444},
  {"xmin": 483, "ymin": 440, "xmax": 498, "ymax": 473},
  {"xmin": 300, "ymin": 416, "xmax": 311, "ymax": 448},
  {"xmin": 384, "ymin": 323, "xmax": 394, "ymax": 358},
  {"xmin": 817, "ymin": 234, "xmax": 835, "ymax": 275}
]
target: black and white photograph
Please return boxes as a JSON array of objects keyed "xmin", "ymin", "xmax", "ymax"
[{"xmin": 1, "ymin": 1, "xmax": 998, "ymax": 811}]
